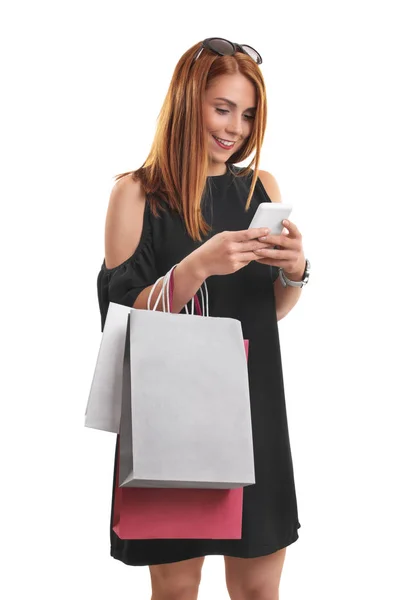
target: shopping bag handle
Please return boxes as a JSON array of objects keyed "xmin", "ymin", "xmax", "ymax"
[
  {"xmin": 169, "ymin": 267, "xmax": 201, "ymax": 316},
  {"xmin": 169, "ymin": 265, "xmax": 209, "ymax": 316},
  {"xmin": 147, "ymin": 264, "xmax": 209, "ymax": 316}
]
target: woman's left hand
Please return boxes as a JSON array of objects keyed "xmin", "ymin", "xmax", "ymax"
[{"xmin": 253, "ymin": 219, "xmax": 306, "ymax": 276}]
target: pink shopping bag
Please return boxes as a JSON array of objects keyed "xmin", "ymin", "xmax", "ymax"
[
  {"xmin": 113, "ymin": 337, "xmax": 250, "ymax": 540},
  {"xmin": 112, "ymin": 440, "xmax": 244, "ymax": 539}
]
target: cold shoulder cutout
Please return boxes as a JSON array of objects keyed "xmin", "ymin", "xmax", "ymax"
[{"xmin": 97, "ymin": 201, "xmax": 157, "ymax": 332}]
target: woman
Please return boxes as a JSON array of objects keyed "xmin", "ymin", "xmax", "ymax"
[{"xmin": 97, "ymin": 38, "xmax": 309, "ymax": 600}]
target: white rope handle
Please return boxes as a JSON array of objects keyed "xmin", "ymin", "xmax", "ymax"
[
  {"xmin": 147, "ymin": 265, "xmax": 177, "ymax": 312},
  {"xmin": 161, "ymin": 265, "xmax": 176, "ymax": 313},
  {"xmin": 147, "ymin": 275, "xmax": 164, "ymax": 311},
  {"xmin": 198, "ymin": 282, "xmax": 209, "ymax": 317},
  {"xmin": 146, "ymin": 264, "xmax": 209, "ymax": 315}
]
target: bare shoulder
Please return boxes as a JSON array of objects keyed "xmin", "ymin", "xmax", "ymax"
[
  {"xmin": 257, "ymin": 169, "xmax": 282, "ymax": 203},
  {"xmin": 104, "ymin": 174, "xmax": 147, "ymax": 270}
]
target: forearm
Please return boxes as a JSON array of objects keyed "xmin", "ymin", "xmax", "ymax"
[
  {"xmin": 133, "ymin": 251, "xmax": 207, "ymax": 313},
  {"xmin": 274, "ymin": 256, "xmax": 306, "ymax": 321}
]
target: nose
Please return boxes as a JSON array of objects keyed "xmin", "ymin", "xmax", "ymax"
[{"xmin": 226, "ymin": 112, "xmax": 243, "ymax": 139}]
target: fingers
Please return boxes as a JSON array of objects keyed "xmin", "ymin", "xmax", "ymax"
[
  {"xmin": 258, "ymin": 232, "xmax": 296, "ymax": 250},
  {"xmin": 253, "ymin": 247, "xmax": 298, "ymax": 261},
  {"xmin": 232, "ymin": 220, "xmax": 301, "ymax": 243},
  {"xmin": 231, "ymin": 228, "xmax": 271, "ymax": 242},
  {"xmin": 236, "ymin": 239, "xmax": 276, "ymax": 253},
  {"xmin": 227, "ymin": 221, "xmax": 303, "ymax": 270},
  {"xmin": 238, "ymin": 251, "xmax": 267, "ymax": 264},
  {"xmin": 237, "ymin": 242, "xmax": 288, "ymax": 264},
  {"xmin": 255, "ymin": 257, "xmax": 293, "ymax": 267},
  {"xmin": 283, "ymin": 219, "xmax": 301, "ymax": 238},
  {"xmin": 232, "ymin": 229, "xmax": 294, "ymax": 250}
]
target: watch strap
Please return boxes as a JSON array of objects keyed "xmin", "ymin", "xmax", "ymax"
[{"xmin": 278, "ymin": 258, "xmax": 310, "ymax": 288}]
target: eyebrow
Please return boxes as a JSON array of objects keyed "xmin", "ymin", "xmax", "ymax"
[{"xmin": 214, "ymin": 97, "xmax": 257, "ymax": 112}]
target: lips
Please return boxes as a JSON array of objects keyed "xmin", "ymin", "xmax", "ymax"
[{"xmin": 212, "ymin": 135, "xmax": 236, "ymax": 149}]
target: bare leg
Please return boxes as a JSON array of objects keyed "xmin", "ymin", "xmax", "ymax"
[
  {"xmin": 149, "ymin": 556, "xmax": 205, "ymax": 600},
  {"xmin": 224, "ymin": 547, "xmax": 287, "ymax": 600}
]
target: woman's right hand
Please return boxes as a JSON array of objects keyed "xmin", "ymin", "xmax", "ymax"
[{"xmin": 189, "ymin": 228, "xmax": 272, "ymax": 278}]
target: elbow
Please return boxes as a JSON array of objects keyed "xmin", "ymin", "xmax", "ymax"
[{"xmin": 276, "ymin": 309, "xmax": 286, "ymax": 322}]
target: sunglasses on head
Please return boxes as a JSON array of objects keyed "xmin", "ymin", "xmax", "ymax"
[{"xmin": 193, "ymin": 37, "xmax": 262, "ymax": 65}]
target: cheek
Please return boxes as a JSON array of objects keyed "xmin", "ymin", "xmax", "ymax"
[
  {"xmin": 244, "ymin": 120, "xmax": 254, "ymax": 136},
  {"xmin": 204, "ymin": 111, "xmax": 220, "ymax": 132},
  {"xmin": 204, "ymin": 104, "xmax": 230, "ymax": 132}
]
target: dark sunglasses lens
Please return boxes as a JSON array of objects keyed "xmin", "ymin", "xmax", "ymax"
[
  {"xmin": 208, "ymin": 38, "xmax": 235, "ymax": 56},
  {"xmin": 241, "ymin": 44, "xmax": 262, "ymax": 64}
]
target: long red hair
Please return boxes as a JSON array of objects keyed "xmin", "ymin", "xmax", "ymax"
[{"xmin": 114, "ymin": 41, "xmax": 267, "ymax": 241}]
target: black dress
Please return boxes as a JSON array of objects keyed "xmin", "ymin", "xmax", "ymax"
[{"xmin": 96, "ymin": 165, "xmax": 301, "ymax": 566}]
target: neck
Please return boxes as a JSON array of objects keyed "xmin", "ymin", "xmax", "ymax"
[{"xmin": 207, "ymin": 164, "xmax": 228, "ymax": 177}]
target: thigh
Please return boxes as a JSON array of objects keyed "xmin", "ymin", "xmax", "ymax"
[
  {"xmin": 224, "ymin": 548, "xmax": 286, "ymax": 600},
  {"xmin": 149, "ymin": 556, "xmax": 205, "ymax": 599}
]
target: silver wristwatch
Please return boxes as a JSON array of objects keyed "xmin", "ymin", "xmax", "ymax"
[{"xmin": 278, "ymin": 258, "xmax": 311, "ymax": 288}]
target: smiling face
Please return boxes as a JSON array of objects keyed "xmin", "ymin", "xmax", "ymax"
[{"xmin": 202, "ymin": 72, "xmax": 257, "ymax": 176}]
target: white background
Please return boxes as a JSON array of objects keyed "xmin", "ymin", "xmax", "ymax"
[{"xmin": 1, "ymin": 0, "xmax": 399, "ymax": 598}]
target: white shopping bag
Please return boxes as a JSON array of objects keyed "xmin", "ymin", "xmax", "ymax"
[{"xmin": 85, "ymin": 265, "xmax": 255, "ymax": 488}]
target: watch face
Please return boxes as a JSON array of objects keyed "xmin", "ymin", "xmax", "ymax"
[{"xmin": 303, "ymin": 259, "xmax": 310, "ymax": 283}]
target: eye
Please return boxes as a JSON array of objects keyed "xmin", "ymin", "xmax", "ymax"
[{"xmin": 215, "ymin": 107, "xmax": 255, "ymax": 120}]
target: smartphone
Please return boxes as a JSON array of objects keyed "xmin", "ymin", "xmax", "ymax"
[{"xmin": 248, "ymin": 203, "xmax": 293, "ymax": 235}]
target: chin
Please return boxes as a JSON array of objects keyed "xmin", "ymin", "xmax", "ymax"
[{"xmin": 208, "ymin": 140, "xmax": 233, "ymax": 159}]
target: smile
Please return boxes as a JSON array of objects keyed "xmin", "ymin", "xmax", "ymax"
[{"xmin": 212, "ymin": 135, "xmax": 236, "ymax": 149}]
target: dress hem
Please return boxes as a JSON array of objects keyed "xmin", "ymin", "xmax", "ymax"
[{"xmin": 110, "ymin": 523, "xmax": 301, "ymax": 567}]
